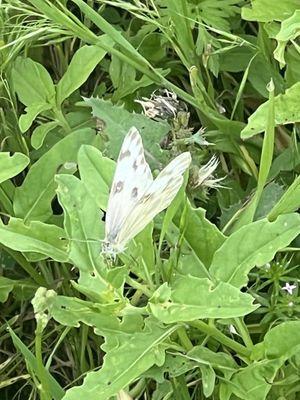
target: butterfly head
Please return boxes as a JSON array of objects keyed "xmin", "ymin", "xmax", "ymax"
[{"xmin": 101, "ymin": 236, "xmax": 126, "ymax": 261}]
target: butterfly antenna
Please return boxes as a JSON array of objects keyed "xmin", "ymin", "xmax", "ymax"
[{"xmin": 66, "ymin": 238, "xmax": 102, "ymax": 244}]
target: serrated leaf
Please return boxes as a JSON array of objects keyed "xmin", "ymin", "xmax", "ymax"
[
  {"xmin": 63, "ymin": 319, "xmax": 176, "ymax": 400},
  {"xmin": 210, "ymin": 214, "xmax": 300, "ymax": 288},
  {"xmin": 149, "ymin": 276, "xmax": 257, "ymax": 323},
  {"xmin": 0, "ymin": 152, "xmax": 29, "ymax": 183},
  {"xmin": 84, "ymin": 97, "xmax": 170, "ymax": 167}
]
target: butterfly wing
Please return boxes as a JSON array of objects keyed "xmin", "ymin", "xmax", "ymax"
[
  {"xmin": 116, "ymin": 152, "xmax": 191, "ymax": 246},
  {"xmin": 105, "ymin": 127, "xmax": 153, "ymax": 247}
]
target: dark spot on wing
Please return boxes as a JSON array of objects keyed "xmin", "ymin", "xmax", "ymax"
[
  {"xmin": 138, "ymin": 147, "xmax": 143, "ymax": 156},
  {"xmin": 131, "ymin": 130, "xmax": 138, "ymax": 140},
  {"xmin": 113, "ymin": 181, "xmax": 124, "ymax": 194},
  {"xmin": 119, "ymin": 150, "xmax": 131, "ymax": 160},
  {"xmin": 133, "ymin": 160, "xmax": 139, "ymax": 170},
  {"xmin": 132, "ymin": 187, "xmax": 138, "ymax": 198}
]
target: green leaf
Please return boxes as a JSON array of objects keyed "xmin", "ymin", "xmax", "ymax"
[
  {"xmin": 200, "ymin": 364, "xmax": 215, "ymax": 398},
  {"xmin": 63, "ymin": 319, "xmax": 176, "ymax": 400},
  {"xmin": 0, "ymin": 152, "xmax": 29, "ymax": 183},
  {"xmin": 0, "ymin": 218, "xmax": 68, "ymax": 261},
  {"xmin": 242, "ymin": 0, "xmax": 299, "ymax": 22},
  {"xmin": 173, "ymin": 202, "xmax": 226, "ymax": 270},
  {"xmin": 8, "ymin": 327, "xmax": 65, "ymax": 400},
  {"xmin": 210, "ymin": 214, "xmax": 300, "ymax": 288},
  {"xmin": 84, "ymin": 97, "xmax": 170, "ymax": 167},
  {"xmin": 19, "ymin": 103, "xmax": 52, "ymax": 133},
  {"xmin": 56, "ymin": 38, "xmax": 114, "ymax": 105},
  {"xmin": 268, "ymin": 175, "xmax": 300, "ymax": 220},
  {"xmin": 149, "ymin": 276, "xmax": 257, "ymax": 323},
  {"xmin": 31, "ymin": 121, "xmax": 59, "ymax": 150},
  {"xmin": 77, "ymin": 145, "xmax": 115, "ymax": 210},
  {"xmin": 241, "ymin": 82, "xmax": 300, "ymax": 138},
  {"xmin": 187, "ymin": 345, "xmax": 237, "ymax": 372},
  {"xmin": 273, "ymin": 10, "xmax": 300, "ymax": 67},
  {"xmin": 230, "ymin": 359, "xmax": 283, "ymax": 400},
  {"xmin": 264, "ymin": 321, "xmax": 300, "ymax": 359},
  {"xmin": 13, "ymin": 128, "xmax": 97, "ymax": 222},
  {"xmin": 0, "ymin": 276, "xmax": 15, "ymax": 302},
  {"xmin": 11, "ymin": 56, "xmax": 55, "ymax": 106},
  {"xmin": 55, "ymin": 174, "xmax": 103, "ymax": 272}
]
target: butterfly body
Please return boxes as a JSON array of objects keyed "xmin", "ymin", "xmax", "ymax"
[{"xmin": 103, "ymin": 127, "xmax": 191, "ymax": 257}]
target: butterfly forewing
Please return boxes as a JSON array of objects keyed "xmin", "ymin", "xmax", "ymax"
[
  {"xmin": 105, "ymin": 127, "xmax": 153, "ymax": 247},
  {"xmin": 116, "ymin": 152, "xmax": 191, "ymax": 246}
]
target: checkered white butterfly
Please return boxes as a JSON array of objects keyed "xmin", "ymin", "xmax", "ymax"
[{"xmin": 102, "ymin": 127, "xmax": 191, "ymax": 257}]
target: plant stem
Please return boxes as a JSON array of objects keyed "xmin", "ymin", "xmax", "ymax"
[{"xmin": 189, "ymin": 320, "xmax": 251, "ymax": 358}]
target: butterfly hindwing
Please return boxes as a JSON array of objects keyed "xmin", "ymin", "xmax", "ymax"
[{"xmin": 116, "ymin": 152, "xmax": 191, "ymax": 246}]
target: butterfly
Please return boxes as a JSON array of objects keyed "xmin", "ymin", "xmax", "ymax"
[{"xmin": 102, "ymin": 127, "xmax": 191, "ymax": 257}]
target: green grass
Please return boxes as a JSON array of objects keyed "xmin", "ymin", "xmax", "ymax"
[{"xmin": 0, "ymin": 1, "xmax": 300, "ymax": 399}]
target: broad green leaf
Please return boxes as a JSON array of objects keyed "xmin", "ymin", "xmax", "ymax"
[
  {"xmin": 241, "ymin": 82, "xmax": 300, "ymax": 138},
  {"xmin": 56, "ymin": 38, "xmax": 114, "ymax": 105},
  {"xmin": 8, "ymin": 327, "xmax": 65, "ymax": 400},
  {"xmin": 173, "ymin": 202, "xmax": 226, "ymax": 270},
  {"xmin": 0, "ymin": 276, "xmax": 15, "ymax": 302},
  {"xmin": 77, "ymin": 145, "xmax": 115, "ymax": 210},
  {"xmin": 210, "ymin": 214, "xmax": 300, "ymax": 288},
  {"xmin": 11, "ymin": 56, "xmax": 55, "ymax": 106},
  {"xmin": 145, "ymin": 353, "xmax": 198, "ymax": 382},
  {"xmin": 268, "ymin": 175, "xmax": 300, "ymax": 220},
  {"xmin": 63, "ymin": 319, "xmax": 176, "ymax": 400},
  {"xmin": 0, "ymin": 152, "xmax": 29, "ymax": 183},
  {"xmin": 31, "ymin": 121, "xmax": 59, "ymax": 150},
  {"xmin": 264, "ymin": 321, "xmax": 300, "ymax": 359},
  {"xmin": 19, "ymin": 103, "xmax": 52, "ymax": 133},
  {"xmin": 13, "ymin": 128, "xmax": 97, "ymax": 222},
  {"xmin": 48, "ymin": 294, "xmax": 141, "ymax": 335},
  {"xmin": 199, "ymin": 364, "xmax": 215, "ymax": 398},
  {"xmin": 149, "ymin": 276, "xmax": 257, "ymax": 323},
  {"xmin": 269, "ymin": 143, "xmax": 300, "ymax": 179},
  {"xmin": 84, "ymin": 97, "xmax": 170, "ymax": 167},
  {"xmin": 187, "ymin": 346, "xmax": 237, "ymax": 372},
  {"xmin": 55, "ymin": 174, "xmax": 103, "ymax": 272},
  {"xmin": 230, "ymin": 359, "xmax": 283, "ymax": 400},
  {"xmin": 273, "ymin": 10, "xmax": 300, "ymax": 67},
  {"xmin": 55, "ymin": 174, "xmax": 120, "ymax": 302},
  {"xmin": 242, "ymin": 0, "xmax": 299, "ymax": 22},
  {"xmin": 0, "ymin": 218, "xmax": 68, "ymax": 261}
]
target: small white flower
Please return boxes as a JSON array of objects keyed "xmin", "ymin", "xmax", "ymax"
[
  {"xmin": 195, "ymin": 155, "xmax": 226, "ymax": 189},
  {"xmin": 229, "ymin": 324, "xmax": 238, "ymax": 334},
  {"xmin": 288, "ymin": 301, "xmax": 294, "ymax": 307},
  {"xmin": 281, "ymin": 282, "xmax": 297, "ymax": 295}
]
